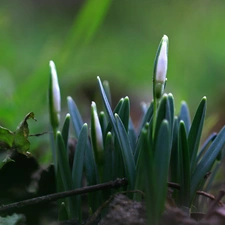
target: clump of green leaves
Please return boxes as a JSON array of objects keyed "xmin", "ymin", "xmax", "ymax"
[{"xmin": 49, "ymin": 35, "xmax": 225, "ymax": 224}]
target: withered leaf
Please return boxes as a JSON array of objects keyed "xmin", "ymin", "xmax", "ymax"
[{"xmin": 0, "ymin": 112, "xmax": 36, "ymax": 154}]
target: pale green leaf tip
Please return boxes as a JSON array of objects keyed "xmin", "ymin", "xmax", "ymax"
[
  {"xmin": 181, "ymin": 100, "xmax": 187, "ymax": 104},
  {"xmin": 162, "ymin": 119, "xmax": 169, "ymax": 125},
  {"xmin": 180, "ymin": 120, "xmax": 185, "ymax": 125}
]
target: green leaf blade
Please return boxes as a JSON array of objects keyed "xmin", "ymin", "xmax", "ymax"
[
  {"xmin": 61, "ymin": 113, "xmax": 70, "ymax": 151},
  {"xmin": 154, "ymin": 120, "xmax": 171, "ymax": 218},
  {"xmin": 188, "ymin": 97, "xmax": 207, "ymax": 173},
  {"xmin": 115, "ymin": 114, "xmax": 136, "ymax": 190},
  {"xmin": 178, "ymin": 121, "xmax": 191, "ymax": 207},
  {"xmin": 191, "ymin": 125, "xmax": 225, "ymax": 199},
  {"xmin": 67, "ymin": 96, "xmax": 83, "ymax": 138},
  {"xmin": 178, "ymin": 101, "xmax": 191, "ymax": 133}
]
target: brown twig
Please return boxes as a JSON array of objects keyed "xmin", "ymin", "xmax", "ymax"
[
  {"xmin": 205, "ymin": 189, "xmax": 225, "ymax": 218},
  {"xmin": 168, "ymin": 181, "xmax": 180, "ymax": 190},
  {"xmin": 0, "ymin": 178, "xmax": 128, "ymax": 213},
  {"xmin": 168, "ymin": 182, "xmax": 224, "ymax": 206}
]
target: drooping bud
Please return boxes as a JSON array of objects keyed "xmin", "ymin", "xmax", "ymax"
[
  {"xmin": 153, "ymin": 35, "xmax": 169, "ymax": 100},
  {"xmin": 49, "ymin": 60, "xmax": 61, "ymax": 129}
]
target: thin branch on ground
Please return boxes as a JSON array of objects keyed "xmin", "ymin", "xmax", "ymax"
[
  {"xmin": 168, "ymin": 182, "xmax": 224, "ymax": 206},
  {"xmin": 0, "ymin": 178, "xmax": 128, "ymax": 213}
]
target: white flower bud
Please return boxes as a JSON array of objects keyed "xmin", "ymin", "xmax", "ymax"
[
  {"xmin": 91, "ymin": 101, "xmax": 103, "ymax": 151},
  {"xmin": 49, "ymin": 60, "xmax": 61, "ymax": 128},
  {"xmin": 153, "ymin": 35, "xmax": 169, "ymax": 99}
]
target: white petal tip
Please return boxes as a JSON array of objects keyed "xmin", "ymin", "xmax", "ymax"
[
  {"xmin": 49, "ymin": 60, "xmax": 55, "ymax": 67},
  {"xmin": 162, "ymin": 35, "xmax": 168, "ymax": 42}
]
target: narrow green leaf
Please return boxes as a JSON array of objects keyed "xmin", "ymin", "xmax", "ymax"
[
  {"xmin": 85, "ymin": 142, "xmax": 100, "ymax": 213},
  {"xmin": 178, "ymin": 121, "xmax": 190, "ymax": 207},
  {"xmin": 103, "ymin": 80, "xmax": 112, "ymax": 106},
  {"xmin": 154, "ymin": 120, "xmax": 170, "ymax": 218},
  {"xmin": 178, "ymin": 101, "xmax": 191, "ymax": 133},
  {"xmin": 129, "ymin": 118, "xmax": 137, "ymax": 153},
  {"xmin": 170, "ymin": 117, "xmax": 180, "ymax": 203},
  {"xmin": 137, "ymin": 101, "xmax": 154, "ymax": 135},
  {"xmin": 117, "ymin": 96, "xmax": 130, "ymax": 132},
  {"xmin": 72, "ymin": 124, "xmax": 88, "ymax": 220},
  {"xmin": 56, "ymin": 131, "xmax": 76, "ymax": 218},
  {"xmin": 197, "ymin": 132, "xmax": 217, "ymax": 163},
  {"xmin": 135, "ymin": 127, "xmax": 153, "ymax": 194},
  {"xmin": 103, "ymin": 132, "xmax": 114, "ymax": 182},
  {"xmin": 61, "ymin": 113, "xmax": 70, "ymax": 151},
  {"xmin": 84, "ymin": 143, "xmax": 98, "ymax": 187},
  {"xmin": 170, "ymin": 117, "xmax": 180, "ymax": 184},
  {"xmin": 67, "ymin": 96, "xmax": 83, "ymax": 138},
  {"xmin": 168, "ymin": 93, "xmax": 175, "ymax": 136},
  {"xmin": 188, "ymin": 97, "xmax": 207, "ymax": 173},
  {"xmin": 99, "ymin": 111, "xmax": 107, "ymax": 138},
  {"xmin": 97, "ymin": 76, "xmax": 135, "ymax": 189},
  {"xmin": 56, "ymin": 131, "xmax": 73, "ymax": 190},
  {"xmin": 104, "ymin": 98, "xmax": 124, "ymax": 136},
  {"xmin": 67, "ymin": 97, "xmax": 98, "ymax": 190},
  {"xmin": 115, "ymin": 114, "xmax": 136, "ymax": 190},
  {"xmin": 134, "ymin": 123, "xmax": 148, "ymax": 164},
  {"xmin": 102, "ymin": 132, "xmax": 114, "ymax": 199},
  {"xmin": 191, "ymin": 125, "xmax": 225, "ymax": 199},
  {"xmin": 154, "ymin": 94, "xmax": 171, "ymax": 147},
  {"xmin": 72, "ymin": 124, "xmax": 87, "ymax": 186},
  {"xmin": 135, "ymin": 128, "xmax": 156, "ymax": 224}
]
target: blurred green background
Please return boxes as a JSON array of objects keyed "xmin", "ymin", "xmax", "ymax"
[{"xmin": 0, "ymin": 0, "xmax": 225, "ymax": 161}]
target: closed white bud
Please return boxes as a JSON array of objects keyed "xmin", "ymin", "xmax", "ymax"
[
  {"xmin": 49, "ymin": 60, "xmax": 61, "ymax": 128},
  {"xmin": 153, "ymin": 35, "xmax": 169, "ymax": 99},
  {"xmin": 91, "ymin": 101, "xmax": 103, "ymax": 151}
]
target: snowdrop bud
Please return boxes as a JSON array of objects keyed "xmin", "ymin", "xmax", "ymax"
[
  {"xmin": 153, "ymin": 35, "xmax": 169, "ymax": 100},
  {"xmin": 91, "ymin": 101, "xmax": 103, "ymax": 151},
  {"xmin": 49, "ymin": 60, "xmax": 61, "ymax": 128}
]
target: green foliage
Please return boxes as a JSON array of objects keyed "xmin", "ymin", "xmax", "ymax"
[{"xmin": 48, "ymin": 35, "xmax": 225, "ymax": 224}]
